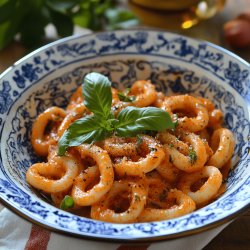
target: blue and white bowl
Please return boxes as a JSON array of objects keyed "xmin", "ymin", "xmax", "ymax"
[{"xmin": 0, "ymin": 30, "xmax": 249, "ymax": 241}]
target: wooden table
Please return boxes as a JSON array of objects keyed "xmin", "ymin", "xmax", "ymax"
[{"xmin": 0, "ymin": 0, "xmax": 249, "ymax": 249}]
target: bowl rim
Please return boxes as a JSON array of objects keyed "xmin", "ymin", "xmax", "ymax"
[
  {"xmin": 1, "ymin": 28, "xmax": 249, "ymax": 80},
  {"xmin": 0, "ymin": 194, "xmax": 250, "ymax": 242},
  {"xmin": 0, "ymin": 29, "xmax": 249, "ymax": 241}
]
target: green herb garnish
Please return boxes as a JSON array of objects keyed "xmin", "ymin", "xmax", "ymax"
[
  {"xmin": 135, "ymin": 195, "xmax": 141, "ymax": 202},
  {"xmin": 172, "ymin": 114, "xmax": 179, "ymax": 131},
  {"xmin": 60, "ymin": 195, "xmax": 74, "ymax": 210},
  {"xmin": 58, "ymin": 72, "xmax": 175, "ymax": 155},
  {"xmin": 189, "ymin": 147, "xmax": 197, "ymax": 165},
  {"xmin": 118, "ymin": 88, "xmax": 136, "ymax": 102}
]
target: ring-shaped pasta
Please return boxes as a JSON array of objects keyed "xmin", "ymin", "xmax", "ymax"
[
  {"xmin": 130, "ymin": 80, "xmax": 157, "ymax": 107},
  {"xmin": 51, "ymin": 188, "xmax": 80, "ymax": 210},
  {"xmin": 26, "ymin": 80, "xmax": 236, "ymax": 224},
  {"xmin": 159, "ymin": 131, "xmax": 207, "ymax": 173},
  {"xmin": 103, "ymin": 136, "xmax": 138, "ymax": 157},
  {"xmin": 51, "ymin": 188, "xmax": 72, "ymax": 207},
  {"xmin": 197, "ymin": 97, "xmax": 223, "ymax": 129},
  {"xmin": 161, "ymin": 95, "xmax": 209, "ymax": 132},
  {"xmin": 178, "ymin": 166, "xmax": 222, "ymax": 206},
  {"xmin": 91, "ymin": 178, "xmax": 148, "ymax": 223},
  {"xmin": 51, "ymin": 189, "xmax": 71, "ymax": 207},
  {"xmin": 111, "ymin": 87, "xmax": 120, "ymax": 105},
  {"xmin": 31, "ymin": 107, "xmax": 67, "ymax": 157},
  {"xmin": 153, "ymin": 91, "xmax": 165, "ymax": 108},
  {"xmin": 50, "ymin": 163, "xmax": 91, "ymax": 210},
  {"xmin": 66, "ymin": 86, "xmax": 83, "ymax": 111},
  {"xmin": 208, "ymin": 128, "xmax": 235, "ymax": 168},
  {"xmin": 71, "ymin": 165, "xmax": 102, "ymax": 206},
  {"xmin": 197, "ymin": 97, "xmax": 215, "ymax": 111},
  {"xmin": 197, "ymin": 128, "xmax": 211, "ymax": 143},
  {"xmin": 26, "ymin": 156, "xmax": 79, "ymax": 193},
  {"xmin": 71, "ymin": 144, "xmax": 114, "ymax": 206},
  {"xmin": 157, "ymin": 132, "xmax": 190, "ymax": 155},
  {"xmin": 208, "ymin": 109, "xmax": 224, "ymax": 129},
  {"xmin": 156, "ymin": 145, "xmax": 181, "ymax": 183},
  {"xmin": 111, "ymin": 101, "xmax": 130, "ymax": 115},
  {"xmin": 138, "ymin": 189, "xmax": 196, "ymax": 222},
  {"xmin": 145, "ymin": 172, "xmax": 171, "ymax": 208},
  {"xmin": 47, "ymin": 145, "xmax": 59, "ymax": 163},
  {"xmin": 196, "ymin": 129, "xmax": 213, "ymax": 159},
  {"xmin": 57, "ymin": 103, "xmax": 86, "ymax": 138},
  {"xmin": 47, "ymin": 145, "xmax": 85, "ymax": 175},
  {"xmin": 113, "ymin": 135, "xmax": 165, "ymax": 176},
  {"xmin": 111, "ymin": 88, "xmax": 131, "ymax": 115}
]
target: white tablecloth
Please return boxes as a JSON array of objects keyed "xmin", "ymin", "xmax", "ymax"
[{"xmin": 0, "ymin": 202, "xmax": 229, "ymax": 250}]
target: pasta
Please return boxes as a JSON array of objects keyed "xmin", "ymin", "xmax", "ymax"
[{"xmin": 27, "ymin": 77, "xmax": 235, "ymax": 223}]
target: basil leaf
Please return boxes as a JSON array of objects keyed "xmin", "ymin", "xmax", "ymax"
[
  {"xmin": 60, "ymin": 195, "xmax": 74, "ymax": 210},
  {"xmin": 116, "ymin": 106, "xmax": 175, "ymax": 137},
  {"xmin": 58, "ymin": 115, "xmax": 108, "ymax": 155},
  {"xmin": 118, "ymin": 92, "xmax": 135, "ymax": 102},
  {"xmin": 118, "ymin": 88, "xmax": 136, "ymax": 102},
  {"xmin": 83, "ymin": 72, "xmax": 112, "ymax": 119},
  {"xmin": 58, "ymin": 73, "xmax": 174, "ymax": 155}
]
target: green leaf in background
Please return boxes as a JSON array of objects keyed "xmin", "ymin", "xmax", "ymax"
[
  {"xmin": 46, "ymin": 0, "xmax": 81, "ymax": 13},
  {"xmin": 83, "ymin": 72, "xmax": 112, "ymax": 119},
  {"xmin": 116, "ymin": 106, "xmax": 175, "ymax": 137},
  {"xmin": 0, "ymin": 21, "xmax": 16, "ymax": 50},
  {"xmin": 0, "ymin": 0, "xmax": 27, "ymax": 50},
  {"xmin": 0, "ymin": 0, "xmax": 139, "ymax": 50},
  {"xmin": 19, "ymin": 7, "xmax": 50, "ymax": 48},
  {"xmin": 72, "ymin": 0, "xmax": 107, "ymax": 30},
  {"xmin": 0, "ymin": 0, "xmax": 16, "ymax": 23},
  {"xmin": 105, "ymin": 8, "xmax": 139, "ymax": 30},
  {"xmin": 49, "ymin": 9, "xmax": 74, "ymax": 37},
  {"xmin": 73, "ymin": 8, "xmax": 91, "ymax": 28}
]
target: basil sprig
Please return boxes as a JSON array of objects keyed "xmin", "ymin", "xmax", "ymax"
[
  {"xmin": 118, "ymin": 88, "xmax": 136, "ymax": 102},
  {"xmin": 116, "ymin": 106, "xmax": 173, "ymax": 137},
  {"xmin": 83, "ymin": 73, "xmax": 112, "ymax": 119},
  {"xmin": 58, "ymin": 72, "xmax": 175, "ymax": 155}
]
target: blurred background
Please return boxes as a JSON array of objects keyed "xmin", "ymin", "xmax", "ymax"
[
  {"xmin": 0, "ymin": 0, "xmax": 249, "ymax": 73},
  {"xmin": 0, "ymin": 1, "xmax": 249, "ymax": 249}
]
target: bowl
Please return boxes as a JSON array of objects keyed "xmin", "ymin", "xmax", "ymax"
[{"xmin": 0, "ymin": 30, "xmax": 249, "ymax": 241}]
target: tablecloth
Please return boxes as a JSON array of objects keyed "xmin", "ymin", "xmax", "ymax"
[{"xmin": 0, "ymin": 202, "xmax": 229, "ymax": 250}]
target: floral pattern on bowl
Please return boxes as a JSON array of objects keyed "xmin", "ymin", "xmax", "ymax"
[{"xmin": 0, "ymin": 30, "xmax": 249, "ymax": 241}]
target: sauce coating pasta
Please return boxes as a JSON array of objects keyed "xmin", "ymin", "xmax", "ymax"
[{"xmin": 27, "ymin": 77, "xmax": 235, "ymax": 223}]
